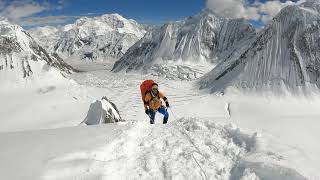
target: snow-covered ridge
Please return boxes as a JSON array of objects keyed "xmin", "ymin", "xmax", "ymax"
[
  {"xmin": 200, "ymin": 1, "xmax": 320, "ymax": 93},
  {"xmin": 29, "ymin": 13, "xmax": 147, "ymax": 62},
  {"xmin": 112, "ymin": 9, "xmax": 256, "ymax": 78},
  {"xmin": 36, "ymin": 118, "xmax": 311, "ymax": 180},
  {"xmin": 0, "ymin": 18, "xmax": 75, "ymax": 87},
  {"xmin": 27, "ymin": 26, "xmax": 61, "ymax": 51}
]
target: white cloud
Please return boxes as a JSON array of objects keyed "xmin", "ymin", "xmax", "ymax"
[
  {"xmin": 19, "ymin": 15, "xmax": 79, "ymax": 27},
  {"xmin": 207, "ymin": 0, "xmax": 260, "ymax": 20},
  {"xmin": 207, "ymin": 0, "xmax": 305, "ymax": 23},
  {"xmin": 0, "ymin": 0, "xmax": 73, "ymax": 27},
  {"xmin": 0, "ymin": 1, "xmax": 46, "ymax": 21},
  {"xmin": 257, "ymin": 0, "xmax": 304, "ymax": 23}
]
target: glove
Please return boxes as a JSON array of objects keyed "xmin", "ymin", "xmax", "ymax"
[
  {"xmin": 145, "ymin": 109, "xmax": 149, "ymax": 115},
  {"xmin": 165, "ymin": 101, "xmax": 170, "ymax": 108}
]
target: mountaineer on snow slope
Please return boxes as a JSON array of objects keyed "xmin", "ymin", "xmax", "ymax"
[{"xmin": 140, "ymin": 80, "xmax": 170, "ymax": 124}]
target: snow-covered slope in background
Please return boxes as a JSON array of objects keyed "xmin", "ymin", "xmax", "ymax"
[
  {"xmin": 29, "ymin": 14, "xmax": 146, "ymax": 64},
  {"xmin": 112, "ymin": 9, "xmax": 256, "ymax": 80},
  {"xmin": 28, "ymin": 26, "xmax": 62, "ymax": 52},
  {"xmin": 0, "ymin": 18, "xmax": 75, "ymax": 88},
  {"xmin": 200, "ymin": 1, "xmax": 320, "ymax": 93},
  {"xmin": 0, "ymin": 18, "xmax": 89, "ymax": 132}
]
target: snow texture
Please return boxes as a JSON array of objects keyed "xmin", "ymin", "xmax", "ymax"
[
  {"xmin": 29, "ymin": 14, "xmax": 146, "ymax": 62},
  {"xmin": 200, "ymin": 1, "xmax": 320, "ymax": 93},
  {"xmin": 112, "ymin": 9, "xmax": 256, "ymax": 80},
  {"xmin": 1, "ymin": 3, "xmax": 320, "ymax": 180},
  {"xmin": 0, "ymin": 18, "xmax": 75, "ymax": 88},
  {"xmin": 0, "ymin": 65, "xmax": 319, "ymax": 179}
]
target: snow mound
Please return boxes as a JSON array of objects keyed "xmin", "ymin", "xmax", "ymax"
[
  {"xmin": 229, "ymin": 131, "xmax": 309, "ymax": 180},
  {"xmin": 42, "ymin": 118, "xmax": 309, "ymax": 180},
  {"xmin": 82, "ymin": 96, "xmax": 123, "ymax": 125}
]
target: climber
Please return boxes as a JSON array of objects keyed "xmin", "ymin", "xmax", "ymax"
[{"xmin": 140, "ymin": 80, "xmax": 170, "ymax": 124}]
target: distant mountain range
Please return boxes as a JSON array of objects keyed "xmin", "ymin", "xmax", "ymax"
[
  {"xmin": 112, "ymin": 9, "xmax": 256, "ymax": 80},
  {"xmin": 4, "ymin": 1, "xmax": 320, "ymax": 93},
  {"xmin": 29, "ymin": 14, "xmax": 146, "ymax": 63}
]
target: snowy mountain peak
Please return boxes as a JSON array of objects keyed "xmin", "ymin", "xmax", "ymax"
[
  {"xmin": 300, "ymin": 0, "xmax": 320, "ymax": 12},
  {"xmin": 74, "ymin": 13, "xmax": 129, "ymax": 29},
  {"xmin": 100, "ymin": 13, "xmax": 127, "ymax": 23},
  {"xmin": 196, "ymin": 8, "xmax": 222, "ymax": 20},
  {"xmin": 30, "ymin": 13, "xmax": 147, "ymax": 63},
  {"xmin": 112, "ymin": 10, "xmax": 255, "ymax": 80},
  {"xmin": 0, "ymin": 19, "xmax": 75, "ymax": 86},
  {"xmin": 200, "ymin": 2, "xmax": 320, "ymax": 93}
]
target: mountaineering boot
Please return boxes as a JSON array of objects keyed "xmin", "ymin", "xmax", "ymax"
[{"xmin": 163, "ymin": 117, "xmax": 168, "ymax": 124}]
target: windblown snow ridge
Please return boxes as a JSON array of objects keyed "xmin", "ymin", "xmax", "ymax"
[{"xmin": 42, "ymin": 118, "xmax": 308, "ymax": 180}]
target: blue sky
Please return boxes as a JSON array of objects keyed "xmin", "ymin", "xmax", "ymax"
[
  {"xmin": 43, "ymin": 0, "xmax": 207, "ymax": 24},
  {"xmin": 0, "ymin": 0, "xmax": 305, "ymax": 29}
]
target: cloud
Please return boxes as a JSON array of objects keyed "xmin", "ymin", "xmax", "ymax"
[
  {"xmin": 0, "ymin": 1, "xmax": 46, "ymax": 21},
  {"xmin": 0, "ymin": 0, "xmax": 71, "ymax": 27},
  {"xmin": 19, "ymin": 15, "xmax": 79, "ymax": 27},
  {"xmin": 206, "ymin": 0, "xmax": 305, "ymax": 23},
  {"xmin": 207, "ymin": 0, "xmax": 260, "ymax": 20},
  {"xmin": 257, "ymin": 0, "xmax": 304, "ymax": 23}
]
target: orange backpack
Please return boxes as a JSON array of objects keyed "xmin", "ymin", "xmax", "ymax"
[{"xmin": 140, "ymin": 80, "xmax": 155, "ymax": 103}]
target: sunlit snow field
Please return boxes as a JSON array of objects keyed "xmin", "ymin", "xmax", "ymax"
[{"xmin": 1, "ymin": 63, "xmax": 320, "ymax": 180}]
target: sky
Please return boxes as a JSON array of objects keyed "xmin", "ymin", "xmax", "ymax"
[{"xmin": 0, "ymin": 0, "xmax": 307, "ymax": 29}]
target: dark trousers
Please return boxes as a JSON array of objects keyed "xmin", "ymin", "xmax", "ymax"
[{"xmin": 148, "ymin": 106, "xmax": 169, "ymax": 124}]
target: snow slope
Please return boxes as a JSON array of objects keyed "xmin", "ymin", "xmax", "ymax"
[
  {"xmin": 29, "ymin": 14, "xmax": 146, "ymax": 64},
  {"xmin": 0, "ymin": 18, "xmax": 90, "ymax": 132},
  {"xmin": 0, "ymin": 18, "xmax": 75, "ymax": 88},
  {"xmin": 0, "ymin": 124, "xmax": 128, "ymax": 180},
  {"xmin": 0, "ymin": 116, "xmax": 315, "ymax": 180},
  {"xmin": 2, "ymin": 9, "xmax": 320, "ymax": 179},
  {"xmin": 112, "ymin": 9, "xmax": 256, "ymax": 80},
  {"xmin": 200, "ymin": 1, "xmax": 320, "ymax": 93},
  {"xmin": 0, "ymin": 66, "xmax": 320, "ymax": 179},
  {"xmin": 27, "ymin": 26, "xmax": 62, "ymax": 52}
]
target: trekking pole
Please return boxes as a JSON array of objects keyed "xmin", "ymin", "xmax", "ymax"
[{"xmin": 168, "ymin": 107, "xmax": 179, "ymax": 121}]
